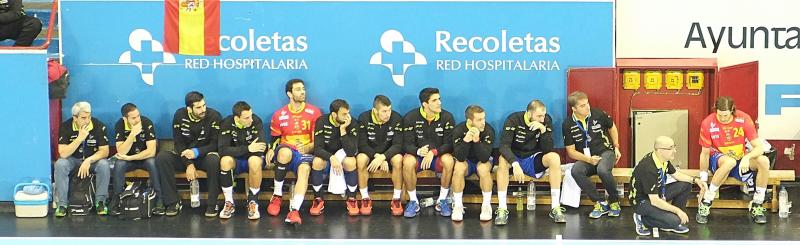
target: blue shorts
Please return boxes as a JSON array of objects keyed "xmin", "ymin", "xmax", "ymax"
[
  {"xmin": 234, "ymin": 156, "xmax": 265, "ymax": 174},
  {"xmin": 517, "ymin": 152, "xmax": 546, "ymax": 179},
  {"xmin": 273, "ymin": 145, "xmax": 313, "ymax": 173},
  {"xmin": 465, "ymin": 157, "xmax": 494, "ymax": 177},
  {"xmin": 410, "ymin": 154, "xmax": 443, "ymax": 173},
  {"xmin": 710, "ymin": 152, "xmax": 756, "ymax": 184}
]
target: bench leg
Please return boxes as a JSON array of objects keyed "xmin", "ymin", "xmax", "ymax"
[{"xmin": 771, "ymin": 184, "xmax": 778, "ymax": 213}]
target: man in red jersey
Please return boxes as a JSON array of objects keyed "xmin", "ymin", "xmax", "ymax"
[
  {"xmin": 265, "ymin": 79, "xmax": 322, "ymax": 225},
  {"xmin": 696, "ymin": 96, "xmax": 771, "ymax": 224}
]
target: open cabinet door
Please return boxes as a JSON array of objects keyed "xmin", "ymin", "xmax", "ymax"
[
  {"xmin": 566, "ymin": 68, "xmax": 616, "ymax": 117},
  {"xmin": 718, "ymin": 61, "xmax": 759, "ymax": 120}
]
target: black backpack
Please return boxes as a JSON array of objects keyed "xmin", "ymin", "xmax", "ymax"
[
  {"xmin": 68, "ymin": 174, "xmax": 95, "ymax": 216},
  {"xmin": 117, "ymin": 181, "xmax": 157, "ymax": 220}
]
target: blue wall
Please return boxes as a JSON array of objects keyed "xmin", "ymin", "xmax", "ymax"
[
  {"xmin": 0, "ymin": 50, "xmax": 50, "ymax": 201},
  {"xmin": 60, "ymin": 0, "xmax": 613, "ymax": 146}
]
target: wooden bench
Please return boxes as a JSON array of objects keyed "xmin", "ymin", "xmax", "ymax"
[{"xmin": 125, "ymin": 162, "xmax": 794, "ymax": 212}]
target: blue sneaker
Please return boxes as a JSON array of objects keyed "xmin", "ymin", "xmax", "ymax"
[
  {"xmin": 437, "ymin": 199, "xmax": 452, "ymax": 217},
  {"xmin": 633, "ymin": 213, "xmax": 651, "ymax": 236},
  {"xmin": 589, "ymin": 202, "xmax": 610, "ymax": 219},
  {"xmin": 404, "ymin": 201, "xmax": 420, "ymax": 218},
  {"xmin": 662, "ymin": 224, "xmax": 690, "ymax": 234},
  {"xmin": 608, "ymin": 202, "xmax": 621, "ymax": 217}
]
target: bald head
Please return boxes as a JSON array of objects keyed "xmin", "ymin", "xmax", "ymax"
[{"xmin": 654, "ymin": 136, "xmax": 674, "ymax": 149}]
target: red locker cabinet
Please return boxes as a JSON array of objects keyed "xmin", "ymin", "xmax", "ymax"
[{"xmin": 568, "ymin": 58, "xmax": 759, "ymax": 169}]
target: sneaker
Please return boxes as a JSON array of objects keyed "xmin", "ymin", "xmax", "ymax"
[
  {"xmin": 309, "ymin": 198, "xmax": 325, "ymax": 216},
  {"xmin": 437, "ymin": 199, "xmax": 452, "ymax": 217},
  {"xmin": 404, "ymin": 200, "xmax": 420, "ymax": 218},
  {"xmin": 54, "ymin": 206, "xmax": 67, "ymax": 217},
  {"xmin": 346, "ymin": 198, "xmax": 360, "ymax": 216},
  {"xmin": 96, "ymin": 201, "xmax": 108, "ymax": 215},
  {"xmin": 549, "ymin": 206, "xmax": 567, "ymax": 223},
  {"xmin": 589, "ymin": 202, "xmax": 610, "ymax": 219},
  {"xmin": 219, "ymin": 201, "xmax": 235, "ymax": 219},
  {"xmin": 247, "ymin": 200, "xmax": 260, "ymax": 220},
  {"xmin": 267, "ymin": 195, "xmax": 282, "ymax": 216},
  {"xmin": 608, "ymin": 202, "xmax": 621, "ymax": 217},
  {"xmin": 285, "ymin": 209, "xmax": 302, "ymax": 225},
  {"xmin": 152, "ymin": 202, "xmax": 165, "ymax": 216},
  {"xmin": 633, "ymin": 213, "xmax": 651, "ymax": 236},
  {"xmin": 480, "ymin": 204, "xmax": 492, "ymax": 221},
  {"xmin": 749, "ymin": 201, "xmax": 767, "ymax": 224},
  {"xmin": 451, "ymin": 205, "xmax": 464, "ymax": 222},
  {"xmin": 165, "ymin": 202, "xmax": 183, "ymax": 216},
  {"xmin": 360, "ymin": 198, "xmax": 373, "ymax": 215},
  {"xmin": 662, "ymin": 224, "xmax": 690, "ymax": 234},
  {"xmin": 390, "ymin": 199, "xmax": 404, "ymax": 216},
  {"xmin": 696, "ymin": 201, "xmax": 711, "ymax": 224},
  {"xmin": 204, "ymin": 204, "xmax": 219, "ymax": 217},
  {"xmin": 494, "ymin": 208, "xmax": 509, "ymax": 226}
]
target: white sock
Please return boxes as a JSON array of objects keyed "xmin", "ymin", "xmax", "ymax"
[
  {"xmin": 438, "ymin": 187, "xmax": 449, "ymax": 201},
  {"xmin": 273, "ymin": 180, "xmax": 284, "ymax": 196},
  {"xmin": 360, "ymin": 188, "xmax": 370, "ymax": 199},
  {"xmin": 498, "ymin": 191, "xmax": 508, "ymax": 209},
  {"xmin": 392, "ymin": 189, "xmax": 402, "ymax": 199},
  {"xmin": 312, "ymin": 185, "xmax": 322, "ymax": 192},
  {"xmin": 347, "ymin": 185, "xmax": 358, "ymax": 193},
  {"xmin": 222, "ymin": 187, "xmax": 233, "ymax": 203},
  {"xmin": 599, "ymin": 200, "xmax": 608, "ymax": 205},
  {"xmin": 754, "ymin": 187, "xmax": 767, "ymax": 204},
  {"xmin": 408, "ymin": 189, "xmax": 418, "ymax": 201},
  {"xmin": 704, "ymin": 184, "xmax": 719, "ymax": 203},
  {"xmin": 250, "ymin": 187, "xmax": 260, "ymax": 196},
  {"xmin": 551, "ymin": 189, "xmax": 561, "ymax": 209},
  {"xmin": 454, "ymin": 192, "xmax": 464, "ymax": 207},
  {"xmin": 290, "ymin": 193, "xmax": 304, "ymax": 210},
  {"xmin": 482, "ymin": 192, "xmax": 492, "ymax": 206}
]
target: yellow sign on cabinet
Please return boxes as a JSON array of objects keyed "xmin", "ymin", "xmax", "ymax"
[
  {"xmin": 644, "ymin": 70, "xmax": 662, "ymax": 90},
  {"xmin": 622, "ymin": 70, "xmax": 641, "ymax": 90},
  {"xmin": 665, "ymin": 70, "xmax": 684, "ymax": 90}
]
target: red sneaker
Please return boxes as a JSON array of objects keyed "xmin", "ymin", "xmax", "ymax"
[
  {"xmin": 285, "ymin": 209, "xmax": 302, "ymax": 225},
  {"xmin": 360, "ymin": 198, "xmax": 373, "ymax": 215},
  {"xmin": 390, "ymin": 198, "xmax": 404, "ymax": 216},
  {"xmin": 346, "ymin": 198, "xmax": 360, "ymax": 216},
  {"xmin": 309, "ymin": 198, "xmax": 325, "ymax": 216},
  {"xmin": 267, "ymin": 195, "xmax": 282, "ymax": 216}
]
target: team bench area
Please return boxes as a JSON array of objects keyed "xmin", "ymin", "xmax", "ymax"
[{"xmin": 123, "ymin": 142, "xmax": 795, "ymax": 212}]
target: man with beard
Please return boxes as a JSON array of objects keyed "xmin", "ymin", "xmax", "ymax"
[
  {"xmin": 155, "ymin": 91, "xmax": 222, "ymax": 217},
  {"xmin": 266, "ymin": 79, "xmax": 322, "ymax": 225}
]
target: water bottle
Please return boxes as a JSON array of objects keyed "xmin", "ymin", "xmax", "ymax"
[
  {"xmin": 779, "ymin": 187, "xmax": 789, "ymax": 218},
  {"xmin": 526, "ymin": 182, "xmax": 536, "ymax": 210},
  {"xmin": 190, "ymin": 179, "xmax": 200, "ymax": 208},
  {"xmin": 515, "ymin": 187, "xmax": 524, "ymax": 211},
  {"xmin": 420, "ymin": 197, "xmax": 435, "ymax": 208},
  {"xmin": 617, "ymin": 183, "xmax": 625, "ymax": 197}
]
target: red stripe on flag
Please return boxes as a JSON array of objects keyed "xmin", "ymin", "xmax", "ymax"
[
  {"xmin": 204, "ymin": 0, "xmax": 221, "ymax": 56},
  {"xmin": 164, "ymin": 0, "xmax": 180, "ymax": 54}
]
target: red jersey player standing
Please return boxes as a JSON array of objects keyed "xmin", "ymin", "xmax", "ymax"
[
  {"xmin": 696, "ymin": 96, "xmax": 771, "ymax": 224},
  {"xmin": 265, "ymin": 79, "xmax": 322, "ymax": 225}
]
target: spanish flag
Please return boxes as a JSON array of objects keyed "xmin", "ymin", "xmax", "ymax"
[{"xmin": 164, "ymin": 0, "xmax": 220, "ymax": 56}]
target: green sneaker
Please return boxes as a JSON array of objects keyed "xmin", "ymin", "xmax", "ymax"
[
  {"xmin": 96, "ymin": 201, "xmax": 108, "ymax": 215},
  {"xmin": 696, "ymin": 201, "xmax": 711, "ymax": 224},
  {"xmin": 494, "ymin": 208, "xmax": 509, "ymax": 226},
  {"xmin": 549, "ymin": 206, "xmax": 566, "ymax": 223},
  {"xmin": 749, "ymin": 202, "xmax": 767, "ymax": 224},
  {"xmin": 609, "ymin": 202, "xmax": 621, "ymax": 217},
  {"xmin": 54, "ymin": 206, "xmax": 67, "ymax": 217},
  {"xmin": 589, "ymin": 202, "xmax": 609, "ymax": 218}
]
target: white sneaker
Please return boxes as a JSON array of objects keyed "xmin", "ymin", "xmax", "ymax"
[
  {"xmin": 480, "ymin": 204, "xmax": 492, "ymax": 221},
  {"xmin": 452, "ymin": 205, "xmax": 464, "ymax": 222}
]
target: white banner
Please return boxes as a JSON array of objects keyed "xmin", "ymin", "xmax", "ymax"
[{"xmin": 617, "ymin": 0, "xmax": 800, "ymax": 139}]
